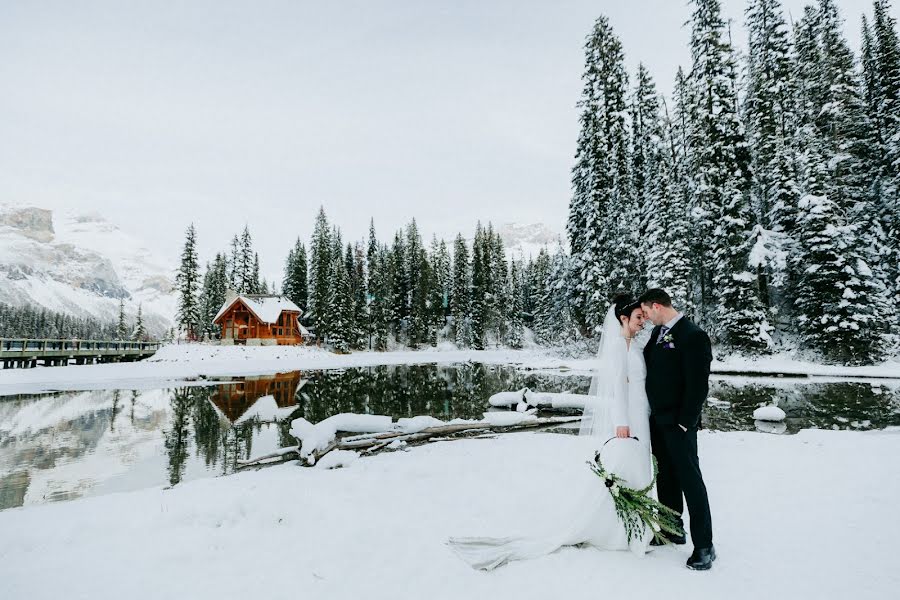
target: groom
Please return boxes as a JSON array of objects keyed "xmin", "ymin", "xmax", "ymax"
[{"xmin": 639, "ymin": 288, "xmax": 715, "ymax": 570}]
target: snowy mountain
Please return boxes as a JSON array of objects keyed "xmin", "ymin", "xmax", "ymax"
[
  {"xmin": 0, "ymin": 203, "xmax": 176, "ymax": 336},
  {"xmin": 497, "ymin": 223, "xmax": 561, "ymax": 259}
]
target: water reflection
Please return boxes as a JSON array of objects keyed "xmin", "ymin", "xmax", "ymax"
[
  {"xmin": 1, "ymin": 365, "xmax": 898, "ymax": 511},
  {"xmin": 705, "ymin": 379, "xmax": 900, "ymax": 434}
]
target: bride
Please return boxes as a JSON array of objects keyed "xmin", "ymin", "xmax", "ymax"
[{"xmin": 447, "ymin": 294, "xmax": 655, "ymax": 570}]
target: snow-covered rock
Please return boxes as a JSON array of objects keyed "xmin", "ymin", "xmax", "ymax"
[
  {"xmin": 488, "ymin": 389, "xmax": 527, "ymax": 407},
  {"xmin": 752, "ymin": 405, "xmax": 787, "ymax": 422}
]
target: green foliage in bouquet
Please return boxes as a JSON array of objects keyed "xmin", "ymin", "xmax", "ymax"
[{"xmin": 588, "ymin": 453, "xmax": 685, "ymax": 545}]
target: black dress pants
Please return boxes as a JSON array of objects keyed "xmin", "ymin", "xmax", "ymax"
[{"xmin": 649, "ymin": 416, "xmax": 713, "ymax": 548}]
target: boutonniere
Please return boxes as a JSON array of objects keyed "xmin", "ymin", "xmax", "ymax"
[{"xmin": 662, "ymin": 332, "xmax": 675, "ymax": 349}]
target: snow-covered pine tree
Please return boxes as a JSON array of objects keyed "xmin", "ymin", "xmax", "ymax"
[
  {"xmin": 644, "ymin": 84, "xmax": 694, "ymax": 314},
  {"xmin": 390, "ymin": 230, "xmax": 409, "ymax": 342},
  {"xmin": 237, "ymin": 226, "xmax": 254, "ymax": 293},
  {"xmin": 405, "ymin": 220, "xmax": 426, "ymax": 347},
  {"xmin": 309, "ymin": 208, "xmax": 332, "ymax": 339},
  {"xmin": 175, "ymin": 223, "xmax": 201, "ymax": 340},
  {"xmin": 688, "ymin": 0, "xmax": 771, "ymax": 351},
  {"xmin": 198, "ymin": 261, "xmax": 215, "ymax": 340},
  {"xmin": 592, "ymin": 18, "xmax": 634, "ymax": 297},
  {"xmin": 347, "ymin": 242, "xmax": 367, "ymax": 349},
  {"xmin": 470, "ymin": 223, "xmax": 487, "ymax": 350},
  {"xmin": 567, "ymin": 18, "xmax": 611, "ymax": 336},
  {"xmin": 418, "ymin": 248, "xmax": 441, "ymax": 347},
  {"xmin": 867, "ymin": 1, "xmax": 900, "ymax": 311},
  {"xmin": 629, "ymin": 63, "xmax": 661, "ymax": 293},
  {"xmin": 791, "ymin": 1, "xmax": 892, "ymax": 358},
  {"xmin": 282, "ymin": 238, "xmax": 308, "ymax": 310},
  {"xmin": 431, "ymin": 236, "xmax": 452, "ymax": 338},
  {"xmin": 486, "ymin": 224, "xmax": 508, "ymax": 345},
  {"xmin": 133, "ymin": 303, "xmax": 146, "ymax": 341},
  {"xmin": 529, "ymin": 248, "xmax": 553, "ymax": 343},
  {"xmin": 250, "ymin": 253, "xmax": 262, "ymax": 295},
  {"xmin": 116, "ymin": 298, "xmax": 128, "ymax": 340},
  {"xmin": 198, "ymin": 253, "xmax": 228, "ymax": 340},
  {"xmin": 744, "ymin": 0, "xmax": 796, "ymax": 224},
  {"xmin": 366, "ymin": 221, "xmax": 389, "ymax": 350},
  {"xmin": 744, "ymin": 0, "xmax": 798, "ymax": 312},
  {"xmin": 325, "ymin": 254, "xmax": 353, "ymax": 353},
  {"xmin": 451, "ymin": 233, "xmax": 471, "ymax": 347},
  {"xmin": 794, "ymin": 141, "xmax": 882, "ymax": 363},
  {"xmin": 371, "ymin": 244, "xmax": 392, "ymax": 350},
  {"xmin": 227, "ymin": 234, "xmax": 240, "ymax": 290},
  {"xmin": 548, "ymin": 243, "xmax": 576, "ymax": 344},
  {"xmin": 506, "ymin": 259, "xmax": 524, "ymax": 348}
]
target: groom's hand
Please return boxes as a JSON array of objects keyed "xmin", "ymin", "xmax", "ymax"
[
  {"xmin": 678, "ymin": 424, "xmax": 688, "ymax": 432},
  {"xmin": 615, "ymin": 426, "xmax": 631, "ymax": 438}
]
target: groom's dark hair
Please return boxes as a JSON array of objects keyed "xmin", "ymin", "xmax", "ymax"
[{"xmin": 638, "ymin": 288, "xmax": 673, "ymax": 307}]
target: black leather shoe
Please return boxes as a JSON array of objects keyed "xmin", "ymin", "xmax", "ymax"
[
  {"xmin": 650, "ymin": 532, "xmax": 687, "ymax": 546},
  {"xmin": 686, "ymin": 545, "xmax": 716, "ymax": 570}
]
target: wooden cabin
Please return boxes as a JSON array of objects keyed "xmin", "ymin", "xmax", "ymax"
[{"xmin": 213, "ymin": 294, "xmax": 308, "ymax": 345}]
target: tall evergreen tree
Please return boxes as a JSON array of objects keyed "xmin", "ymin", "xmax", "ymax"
[
  {"xmin": 116, "ymin": 298, "xmax": 128, "ymax": 340},
  {"xmin": 324, "ymin": 254, "xmax": 353, "ymax": 353},
  {"xmin": 567, "ymin": 15, "xmax": 631, "ymax": 335},
  {"xmin": 175, "ymin": 223, "xmax": 201, "ymax": 340},
  {"xmin": 744, "ymin": 0, "xmax": 798, "ymax": 310},
  {"xmin": 866, "ymin": 1, "xmax": 900, "ymax": 310},
  {"xmin": 688, "ymin": 0, "xmax": 771, "ymax": 350},
  {"xmin": 366, "ymin": 221, "xmax": 389, "ymax": 350},
  {"xmin": 309, "ymin": 208, "xmax": 333, "ymax": 338},
  {"xmin": 133, "ymin": 303, "xmax": 146, "ymax": 341},
  {"xmin": 282, "ymin": 238, "xmax": 309, "ymax": 310},
  {"xmin": 506, "ymin": 259, "xmax": 524, "ymax": 348},
  {"xmin": 470, "ymin": 224, "xmax": 487, "ymax": 349},
  {"xmin": 451, "ymin": 233, "xmax": 471, "ymax": 347},
  {"xmin": 791, "ymin": 0, "xmax": 893, "ymax": 358}
]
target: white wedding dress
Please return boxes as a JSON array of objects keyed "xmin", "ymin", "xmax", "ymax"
[{"xmin": 448, "ymin": 306, "xmax": 654, "ymax": 570}]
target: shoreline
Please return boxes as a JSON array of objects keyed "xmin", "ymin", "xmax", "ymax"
[{"xmin": 1, "ymin": 343, "xmax": 899, "ymax": 396}]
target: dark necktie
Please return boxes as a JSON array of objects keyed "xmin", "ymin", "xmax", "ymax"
[{"xmin": 657, "ymin": 325, "xmax": 670, "ymax": 344}]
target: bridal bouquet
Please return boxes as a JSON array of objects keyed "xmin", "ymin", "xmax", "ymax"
[{"xmin": 588, "ymin": 453, "xmax": 685, "ymax": 545}]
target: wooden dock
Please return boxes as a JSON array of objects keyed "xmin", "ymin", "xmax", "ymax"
[{"xmin": 0, "ymin": 338, "xmax": 160, "ymax": 368}]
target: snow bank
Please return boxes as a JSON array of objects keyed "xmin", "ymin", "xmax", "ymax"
[
  {"xmin": 315, "ymin": 450, "xmax": 359, "ymax": 470},
  {"xmin": 290, "ymin": 414, "xmax": 393, "ymax": 460},
  {"xmin": 397, "ymin": 415, "xmax": 447, "ymax": 433},
  {"xmin": 482, "ymin": 412, "xmax": 537, "ymax": 427},
  {"xmin": 1, "ymin": 429, "xmax": 896, "ymax": 600}
]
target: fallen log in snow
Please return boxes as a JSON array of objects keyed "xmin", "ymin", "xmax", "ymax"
[{"xmin": 236, "ymin": 414, "xmax": 581, "ymax": 469}]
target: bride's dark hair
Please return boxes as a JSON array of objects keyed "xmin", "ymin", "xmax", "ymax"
[{"xmin": 613, "ymin": 293, "xmax": 641, "ymax": 323}]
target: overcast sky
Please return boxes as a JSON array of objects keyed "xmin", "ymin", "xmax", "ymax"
[{"xmin": 1, "ymin": 0, "xmax": 893, "ymax": 283}]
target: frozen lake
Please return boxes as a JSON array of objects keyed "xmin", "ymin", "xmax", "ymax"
[{"xmin": 1, "ymin": 363, "xmax": 898, "ymax": 510}]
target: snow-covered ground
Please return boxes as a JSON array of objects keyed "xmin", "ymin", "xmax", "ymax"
[
  {"xmin": 0, "ymin": 428, "xmax": 896, "ymax": 599},
  {"xmin": 2, "ymin": 343, "xmax": 900, "ymax": 397}
]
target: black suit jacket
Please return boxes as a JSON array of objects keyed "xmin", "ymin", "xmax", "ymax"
[{"xmin": 643, "ymin": 317, "xmax": 713, "ymax": 429}]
